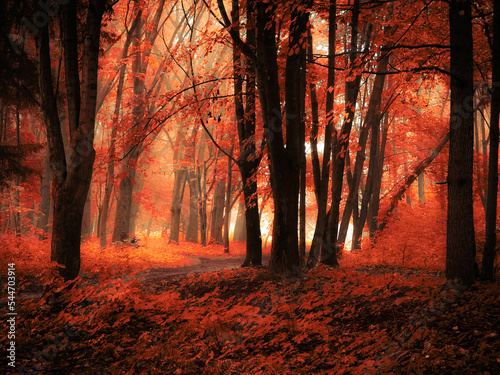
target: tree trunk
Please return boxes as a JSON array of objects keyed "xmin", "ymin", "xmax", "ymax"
[
  {"xmin": 199, "ymin": 161, "xmax": 208, "ymax": 246},
  {"xmin": 481, "ymin": 0, "xmax": 499, "ymax": 282},
  {"xmin": 349, "ymin": 54, "xmax": 388, "ymax": 251},
  {"xmin": 219, "ymin": 0, "xmax": 309, "ymax": 273},
  {"xmin": 170, "ymin": 167, "xmax": 187, "ymax": 243},
  {"xmin": 299, "ymin": 26, "xmax": 307, "ymax": 266},
  {"xmin": 36, "ymin": 1, "xmax": 104, "ymax": 280},
  {"xmin": 368, "ymin": 114, "xmax": 389, "ymax": 236},
  {"xmin": 307, "ymin": 0, "xmax": 335, "ymax": 267},
  {"xmin": 211, "ymin": 180, "xmax": 225, "ymax": 244},
  {"xmin": 37, "ymin": 148, "xmax": 51, "ymax": 239},
  {"xmin": 446, "ymin": 0, "xmax": 476, "ymax": 285},
  {"xmin": 418, "ymin": 173, "xmax": 425, "ymax": 204},
  {"xmin": 81, "ymin": 187, "xmax": 92, "ymax": 239},
  {"xmin": 233, "ymin": 200, "xmax": 246, "ymax": 241},
  {"xmin": 234, "ymin": 0, "xmax": 262, "ymax": 266},
  {"xmin": 112, "ymin": 155, "xmax": 137, "ymax": 242},
  {"xmin": 186, "ymin": 169, "xmax": 199, "ymax": 242},
  {"xmin": 323, "ymin": 0, "xmax": 361, "ymax": 266},
  {"xmin": 223, "ymin": 151, "xmax": 233, "ymax": 252}
]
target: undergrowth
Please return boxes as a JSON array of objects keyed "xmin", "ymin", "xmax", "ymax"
[{"xmin": 0, "ymin": 225, "xmax": 498, "ymax": 374}]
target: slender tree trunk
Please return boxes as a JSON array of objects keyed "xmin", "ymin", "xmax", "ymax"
[
  {"xmin": 233, "ymin": 0, "xmax": 262, "ymax": 266},
  {"xmin": 223, "ymin": 150, "xmax": 233, "ymax": 252},
  {"xmin": 307, "ymin": 0, "xmax": 335, "ymax": 267},
  {"xmin": 37, "ymin": 148, "xmax": 51, "ymax": 239},
  {"xmin": 199, "ymin": 161, "xmax": 208, "ymax": 246},
  {"xmin": 323, "ymin": 0, "xmax": 361, "ymax": 266},
  {"xmin": 378, "ymin": 132, "xmax": 450, "ymax": 232},
  {"xmin": 418, "ymin": 173, "xmax": 425, "ymax": 204},
  {"xmin": 98, "ymin": 121, "xmax": 117, "ymax": 247},
  {"xmin": 97, "ymin": 16, "xmax": 137, "ymax": 247},
  {"xmin": 211, "ymin": 180, "xmax": 225, "ymax": 244},
  {"xmin": 481, "ymin": 0, "xmax": 499, "ymax": 281},
  {"xmin": 112, "ymin": 1, "xmax": 165, "ymax": 243},
  {"xmin": 368, "ymin": 114, "xmax": 389, "ymax": 236},
  {"xmin": 81, "ymin": 187, "xmax": 92, "ymax": 239},
  {"xmin": 186, "ymin": 169, "xmax": 199, "ymax": 243},
  {"xmin": 14, "ymin": 107, "xmax": 21, "ymax": 236},
  {"xmin": 170, "ymin": 167, "xmax": 187, "ymax": 243},
  {"xmin": 112, "ymin": 154, "xmax": 137, "ymax": 242},
  {"xmin": 233, "ymin": 200, "xmax": 246, "ymax": 241}
]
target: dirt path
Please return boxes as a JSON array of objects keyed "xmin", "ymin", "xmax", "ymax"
[
  {"xmin": 17, "ymin": 254, "xmax": 271, "ymax": 300},
  {"xmin": 142, "ymin": 253, "xmax": 271, "ymax": 282}
]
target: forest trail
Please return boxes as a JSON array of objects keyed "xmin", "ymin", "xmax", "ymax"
[
  {"xmin": 141, "ymin": 253, "xmax": 271, "ymax": 282},
  {"xmin": 20, "ymin": 253, "xmax": 272, "ymax": 300}
]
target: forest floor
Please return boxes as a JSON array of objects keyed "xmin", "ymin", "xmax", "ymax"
[{"xmin": 1, "ymin": 235, "xmax": 499, "ymax": 374}]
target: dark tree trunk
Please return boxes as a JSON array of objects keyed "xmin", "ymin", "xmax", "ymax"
[
  {"xmin": 446, "ymin": 0, "xmax": 476, "ymax": 285},
  {"xmin": 264, "ymin": 1, "xmax": 309, "ymax": 274},
  {"xmin": 219, "ymin": 0, "xmax": 309, "ymax": 273},
  {"xmin": 307, "ymin": 0, "xmax": 335, "ymax": 267},
  {"xmin": 234, "ymin": 0, "xmax": 262, "ymax": 266},
  {"xmin": 481, "ymin": 0, "xmax": 499, "ymax": 282},
  {"xmin": 36, "ymin": 1, "xmax": 105, "ymax": 280},
  {"xmin": 223, "ymin": 151, "xmax": 233, "ymax": 252},
  {"xmin": 211, "ymin": 180, "xmax": 225, "ymax": 244},
  {"xmin": 323, "ymin": 0, "xmax": 361, "ymax": 266},
  {"xmin": 348, "ymin": 54, "xmax": 388, "ymax": 251},
  {"xmin": 368, "ymin": 114, "xmax": 389, "ymax": 236},
  {"xmin": 37, "ymin": 148, "xmax": 51, "ymax": 239},
  {"xmin": 299, "ymin": 25, "xmax": 307, "ymax": 266}
]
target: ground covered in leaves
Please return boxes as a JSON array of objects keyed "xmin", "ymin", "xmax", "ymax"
[{"xmin": 1, "ymin": 235, "xmax": 499, "ymax": 374}]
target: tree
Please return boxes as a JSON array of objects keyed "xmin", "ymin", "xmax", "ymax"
[
  {"xmin": 481, "ymin": 0, "xmax": 499, "ymax": 282},
  {"xmin": 217, "ymin": 0, "xmax": 310, "ymax": 273},
  {"xmin": 231, "ymin": 0, "xmax": 262, "ymax": 266},
  {"xmin": 36, "ymin": 1, "xmax": 109, "ymax": 280},
  {"xmin": 446, "ymin": 0, "xmax": 476, "ymax": 285},
  {"xmin": 322, "ymin": 0, "xmax": 364, "ymax": 266},
  {"xmin": 307, "ymin": 0, "xmax": 336, "ymax": 268}
]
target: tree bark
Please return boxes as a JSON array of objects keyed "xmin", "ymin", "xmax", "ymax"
[
  {"xmin": 186, "ymin": 169, "xmax": 199, "ymax": 242},
  {"xmin": 446, "ymin": 0, "xmax": 476, "ymax": 285},
  {"xmin": 36, "ymin": 1, "xmax": 105, "ymax": 280},
  {"xmin": 368, "ymin": 113, "xmax": 389, "ymax": 237},
  {"xmin": 481, "ymin": 0, "xmax": 499, "ymax": 282},
  {"xmin": 233, "ymin": 200, "xmax": 246, "ymax": 242},
  {"xmin": 234, "ymin": 0, "xmax": 262, "ymax": 266},
  {"xmin": 98, "ymin": 14, "xmax": 139, "ymax": 247},
  {"xmin": 81, "ymin": 187, "xmax": 91, "ymax": 239},
  {"xmin": 223, "ymin": 150, "xmax": 233, "ymax": 252},
  {"xmin": 323, "ymin": 0, "xmax": 361, "ymax": 266},
  {"xmin": 211, "ymin": 180, "xmax": 225, "ymax": 244},
  {"xmin": 112, "ymin": 0, "xmax": 165, "ymax": 242},
  {"xmin": 349, "ymin": 54, "xmax": 388, "ymax": 251},
  {"xmin": 307, "ymin": 0, "xmax": 335, "ymax": 267},
  {"xmin": 170, "ymin": 167, "xmax": 187, "ymax": 243}
]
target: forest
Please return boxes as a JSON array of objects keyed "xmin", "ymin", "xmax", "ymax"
[{"xmin": 0, "ymin": 0, "xmax": 499, "ymax": 373}]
